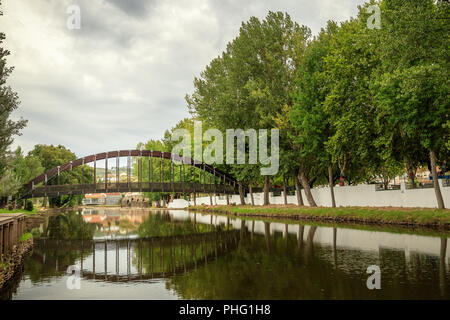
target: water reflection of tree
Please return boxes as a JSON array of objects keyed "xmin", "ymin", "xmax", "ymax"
[
  {"xmin": 167, "ymin": 233, "xmax": 359, "ymax": 299},
  {"xmin": 440, "ymin": 238, "xmax": 447, "ymax": 297},
  {"xmin": 23, "ymin": 245, "xmax": 90, "ymax": 283},
  {"xmin": 137, "ymin": 212, "xmax": 215, "ymax": 238},
  {"xmin": 45, "ymin": 212, "xmax": 96, "ymax": 240},
  {"xmin": 119, "ymin": 219, "xmax": 138, "ymax": 234},
  {"xmin": 167, "ymin": 229, "xmax": 449, "ymax": 300},
  {"xmin": 19, "ymin": 212, "xmax": 95, "ymax": 282}
]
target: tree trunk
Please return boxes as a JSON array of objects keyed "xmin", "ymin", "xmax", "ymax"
[
  {"xmin": 251, "ymin": 220, "xmax": 255, "ymax": 242},
  {"xmin": 209, "ymin": 193, "xmax": 213, "ymax": 206},
  {"xmin": 333, "ymin": 227, "xmax": 338, "ymax": 266},
  {"xmin": 328, "ymin": 164, "xmax": 336, "ymax": 208},
  {"xmin": 338, "ymin": 154, "xmax": 348, "ymax": 186},
  {"xmin": 263, "ymin": 176, "xmax": 270, "ymax": 205},
  {"xmin": 283, "ymin": 177, "xmax": 288, "ymax": 205},
  {"xmin": 440, "ymin": 237, "xmax": 447, "ymax": 295},
  {"xmin": 406, "ymin": 161, "xmax": 416, "ymax": 188},
  {"xmin": 298, "ymin": 171, "xmax": 317, "ymax": 207},
  {"xmin": 42, "ymin": 196, "xmax": 47, "ymax": 208},
  {"xmin": 305, "ymin": 226, "xmax": 317, "ymax": 260},
  {"xmin": 238, "ymin": 182, "xmax": 245, "ymax": 205},
  {"xmin": 249, "ymin": 183, "xmax": 255, "ymax": 206},
  {"xmin": 297, "ymin": 225, "xmax": 304, "ymax": 250},
  {"xmin": 306, "ymin": 226, "xmax": 317, "ymax": 246},
  {"xmin": 226, "ymin": 194, "xmax": 229, "ymax": 205},
  {"xmin": 240, "ymin": 220, "xmax": 246, "ymax": 240},
  {"xmin": 430, "ymin": 150, "xmax": 445, "ymax": 209},
  {"xmin": 264, "ymin": 222, "xmax": 271, "ymax": 253},
  {"xmin": 294, "ymin": 174, "xmax": 304, "ymax": 206},
  {"xmin": 193, "ymin": 193, "xmax": 196, "ymax": 206}
]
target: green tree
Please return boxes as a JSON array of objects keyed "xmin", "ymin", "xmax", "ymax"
[
  {"xmin": 29, "ymin": 144, "xmax": 77, "ymax": 171},
  {"xmin": 289, "ymin": 22, "xmax": 338, "ymax": 207},
  {"xmin": 187, "ymin": 11, "xmax": 311, "ymax": 205},
  {"xmin": 0, "ymin": 1, "xmax": 27, "ymax": 181},
  {"xmin": 134, "ymin": 139, "xmax": 169, "ymax": 204},
  {"xmin": 163, "ymin": 118, "xmax": 228, "ymax": 204},
  {"xmin": 28, "ymin": 144, "xmax": 93, "ymax": 207},
  {"xmin": 323, "ymin": 7, "xmax": 382, "ymax": 188},
  {"xmin": 12, "ymin": 147, "xmax": 44, "ymax": 185},
  {"xmin": 0, "ymin": 168, "xmax": 21, "ymax": 198},
  {"xmin": 374, "ymin": 0, "xmax": 449, "ymax": 208}
]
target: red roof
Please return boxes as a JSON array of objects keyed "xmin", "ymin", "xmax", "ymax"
[
  {"xmin": 85, "ymin": 193, "xmax": 106, "ymax": 199},
  {"xmin": 85, "ymin": 192, "xmax": 121, "ymax": 198}
]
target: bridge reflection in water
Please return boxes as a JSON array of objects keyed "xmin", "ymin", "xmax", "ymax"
[{"xmin": 31, "ymin": 231, "xmax": 240, "ymax": 283}]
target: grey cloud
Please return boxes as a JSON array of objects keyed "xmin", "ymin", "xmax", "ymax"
[
  {"xmin": 104, "ymin": 0, "xmax": 158, "ymax": 19},
  {"xmin": 5, "ymin": 0, "xmax": 365, "ymax": 158}
]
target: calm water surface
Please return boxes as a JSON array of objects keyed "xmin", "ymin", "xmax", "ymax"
[{"xmin": 3, "ymin": 208, "xmax": 450, "ymax": 300}]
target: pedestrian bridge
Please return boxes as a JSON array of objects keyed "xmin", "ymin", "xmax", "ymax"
[{"xmin": 21, "ymin": 150, "xmax": 241, "ymax": 199}]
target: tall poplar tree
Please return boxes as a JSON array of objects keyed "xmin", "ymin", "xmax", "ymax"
[
  {"xmin": 374, "ymin": 0, "xmax": 449, "ymax": 208},
  {"xmin": 0, "ymin": 1, "xmax": 27, "ymax": 176},
  {"xmin": 187, "ymin": 11, "xmax": 310, "ymax": 205}
]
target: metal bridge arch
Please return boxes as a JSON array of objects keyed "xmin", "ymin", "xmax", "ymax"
[{"xmin": 22, "ymin": 150, "xmax": 239, "ymax": 198}]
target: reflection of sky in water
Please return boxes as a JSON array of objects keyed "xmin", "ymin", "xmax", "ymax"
[{"xmin": 14, "ymin": 277, "xmax": 178, "ymax": 300}]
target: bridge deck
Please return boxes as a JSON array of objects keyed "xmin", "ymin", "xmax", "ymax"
[{"xmin": 25, "ymin": 182, "xmax": 238, "ymax": 198}]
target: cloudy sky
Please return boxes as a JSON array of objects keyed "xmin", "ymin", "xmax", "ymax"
[{"xmin": 2, "ymin": 0, "xmax": 366, "ymax": 158}]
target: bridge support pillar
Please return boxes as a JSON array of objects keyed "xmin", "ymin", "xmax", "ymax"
[
  {"xmin": 105, "ymin": 153, "xmax": 108, "ymax": 191},
  {"xmin": 94, "ymin": 155, "xmax": 97, "ymax": 192},
  {"xmin": 116, "ymin": 153, "xmax": 120, "ymax": 192}
]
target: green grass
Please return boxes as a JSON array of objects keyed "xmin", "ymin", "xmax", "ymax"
[
  {"xmin": 189, "ymin": 205, "xmax": 450, "ymax": 229},
  {"xmin": 19, "ymin": 232, "xmax": 33, "ymax": 242},
  {"xmin": 0, "ymin": 208, "xmax": 39, "ymax": 214}
]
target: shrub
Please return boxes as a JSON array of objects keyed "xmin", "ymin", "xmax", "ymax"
[
  {"xmin": 19, "ymin": 232, "xmax": 33, "ymax": 242},
  {"xmin": 25, "ymin": 200, "xmax": 34, "ymax": 212}
]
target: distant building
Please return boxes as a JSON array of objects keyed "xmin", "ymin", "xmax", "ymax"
[
  {"xmin": 82, "ymin": 193, "xmax": 122, "ymax": 205},
  {"xmin": 121, "ymin": 192, "xmax": 146, "ymax": 207}
]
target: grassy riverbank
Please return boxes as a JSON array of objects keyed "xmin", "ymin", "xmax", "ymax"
[
  {"xmin": 188, "ymin": 205, "xmax": 450, "ymax": 229},
  {"xmin": 0, "ymin": 208, "xmax": 39, "ymax": 215}
]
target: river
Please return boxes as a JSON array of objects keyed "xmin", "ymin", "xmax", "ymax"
[{"xmin": 3, "ymin": 208, "xmax": 449, "ymax": 300}]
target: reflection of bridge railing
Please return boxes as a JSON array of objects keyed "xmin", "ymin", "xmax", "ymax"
[{"xmin": 33, "ymin": 231, "xmax": 240, "ymax": 283}]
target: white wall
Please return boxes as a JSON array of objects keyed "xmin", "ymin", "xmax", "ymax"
[{"xmin": 167, "ymin": 180, "xmax": 450, "ymax": 209}]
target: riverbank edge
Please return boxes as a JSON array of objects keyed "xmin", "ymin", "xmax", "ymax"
[
  {"xmin": 0, "ymin": 238, "xmax": 33, "ymax": 291},
  {"xmin": 188, "ymin": 205, "xmax": 450, "ymax": 230}
]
